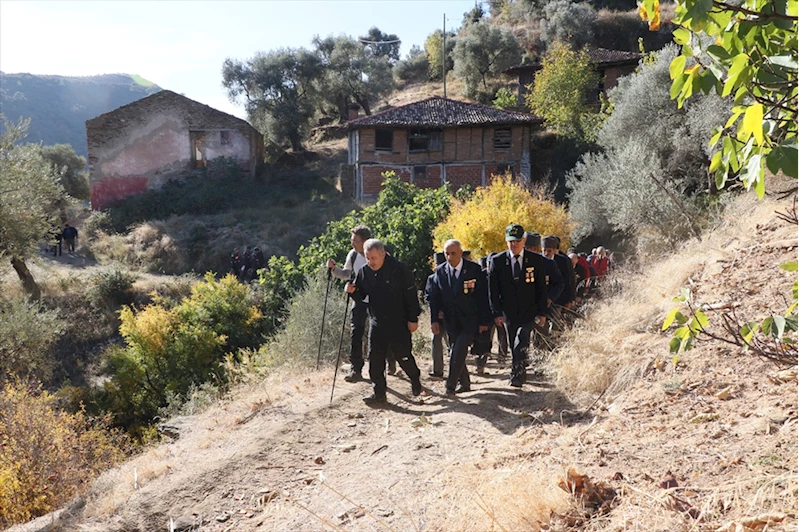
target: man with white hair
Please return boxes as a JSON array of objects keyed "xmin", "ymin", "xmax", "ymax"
[
  {"xmin": 427, "ymin": 239, "xmax": 491, "ymax": 394},
  {"xmin": 346, "ymin": 238, "xmax": 423, "ymax": 404}
]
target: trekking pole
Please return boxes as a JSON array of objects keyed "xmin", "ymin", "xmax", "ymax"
[
  {"xmin": 315, "ymin": 267, "xmax": 333, "ymax": 371},
  {"xmin": 330, "ymin": 293, "xmax": 352, "ymax": 405}
]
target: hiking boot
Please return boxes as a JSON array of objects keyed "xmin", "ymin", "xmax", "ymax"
[
  {"xmin": 411, "ymin": 379, "xmax": 422, "ymax": 396},
  {"xmin": 509, "ymin": 378, "xmax": 524, "ymax": 388},
  {"xmin": 343, "ymin": 368, "xmax": 362, "ymax": 383},
  {"xmin": 387, "ymin": 360, "xmax": 397, "ymax": 375},
  {"xmin": 428, "ymin": 371, "xmax": 444, "ymax": 379},
  {"xmin": 455, "ymin": 384, "xmax": 471, "ymax": 394},
  {"xmin": 363, "ymin": 392, "xmax": 387, "ymax": 405}
]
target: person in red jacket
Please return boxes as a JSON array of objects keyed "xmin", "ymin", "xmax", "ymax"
[{"xmin": 589, "ymin": 246, "xmax": 610, "ymax": 278}]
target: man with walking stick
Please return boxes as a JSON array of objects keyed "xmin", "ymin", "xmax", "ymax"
[
  {"xmin": 345, "ymin": 238, "xmax": 423, "ymax": 404},
  {"xmin": 327, "ymin": 225, "xmax": 371, "ymax": 382}
]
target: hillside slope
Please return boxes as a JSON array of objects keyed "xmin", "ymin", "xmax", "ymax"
[
  {"xmin": 14, "ymin": 189, "xmax": 797, "ymax": 532},
  {"xmin": 0, "ymin": 72, "xmax": 160, "ymax": 156}
]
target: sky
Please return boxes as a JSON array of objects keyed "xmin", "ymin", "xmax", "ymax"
[{"xmin": 0, "ymin": 0, "xmax": 476, "ymax": 119}]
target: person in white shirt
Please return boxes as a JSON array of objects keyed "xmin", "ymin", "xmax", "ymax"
[{"xmin": 327, "ymin": 225, "xmax": 373, "ymax": 381}]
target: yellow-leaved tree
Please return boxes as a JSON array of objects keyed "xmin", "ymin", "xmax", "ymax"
[{"xmin": 433, "ymin": 175, "xmax": 575, "ymax": 258}]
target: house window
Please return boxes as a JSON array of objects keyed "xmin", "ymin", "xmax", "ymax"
[
  {"xmin": 497, "ymin": 164, "xmax": 514, "ymax": 177},
  {"xmin": 408, "ymin": 129, "xmax": 442, "ymax": 152},
  {"xmin": 493, "ymin": 128, "xmax": 512, "ymax": 150},
  {"xmin": 220, "ymin": 130, "xmax": 231, "ymax": 145},
  {"xmin": 375, "ymin": 129, "xmax": 393, "ymax": 151},
  {"xmin": 414, "ymin": 166, "xmax": 427, "ymax": 180}
]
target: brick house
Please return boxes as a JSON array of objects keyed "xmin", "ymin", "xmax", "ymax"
[
  {"xmin": 505, "ymin": 46, "xmax": 642, "ymax": 106},
  {"xmin": 86, "ymin": 90, "xmax": 263, "ymax": 210},
  {"xmin": 346, "ymin": 96, "xmax": 542, "ymax": 202}
]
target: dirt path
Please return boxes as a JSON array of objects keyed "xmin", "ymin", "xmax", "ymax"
[{"xmin": 60, "ymin": 358, "xmax": 575, "ymax": 532}]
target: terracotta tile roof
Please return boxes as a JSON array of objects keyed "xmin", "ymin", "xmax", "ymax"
[
  {"xmin": 348, "ymin": 96, "xmax": 542, "ymax": 128},
  {"xmin": 504, "ymin": 46, "xmax": 642, "ymax": 74},
  {"xmin": 585, "ymin": 46, "xmax": 642, "ymax": 65}
]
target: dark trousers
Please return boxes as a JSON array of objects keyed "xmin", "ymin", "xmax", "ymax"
[
  {"xmin": 445, "ymin": 321, "xmax": 476, "ymax": 391},
  {"xmin": 506, "ymin": 319, "xmax": 535, "ymax": 382},
  {"xmin": 52, "ymin": 241, "xmax": 62, "ymax": 256},
  {"xmin": 64, "ymin": 238, "xmax": 75, "ymax": 252},
  {"xmin": 368, "ymin": 323, "xmax": 421, "ymax": 396},
  {"xmin": 431, "ymin": 330, "xmax": 445, "ymax": 374},
  {"xmin": 350, "ymin": 300, "xmax": 368, "ymax": 371}
]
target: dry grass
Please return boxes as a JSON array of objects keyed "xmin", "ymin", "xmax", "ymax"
[{"xmin": 548, "ymin": 190, "xmax": 787, "ymax": 401}]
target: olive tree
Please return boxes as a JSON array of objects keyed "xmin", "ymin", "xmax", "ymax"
[
  {"xmin": 0, "ymin": 118, "xmax": 68, "ymax": 300},
  {"xmin": 452, "ymin": 21, "xmax": 522, "ymax": 98}
]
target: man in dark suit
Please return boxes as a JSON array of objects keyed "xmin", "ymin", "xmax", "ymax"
[
  {"xmin": 543, "ymin": 236, "xmax": 575, "ymax": 309},
  {"xmin": 489, "ymin": 224, "xmax": 549, "ymax": 387},
  {"xmin": 428, "ymin": 240, "xmax": 491, "ymax": 394}
]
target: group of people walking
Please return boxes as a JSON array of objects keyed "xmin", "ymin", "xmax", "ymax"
[
  {"xmin": 230, "ymin": 246, "xmax": 266, "ymax": 281},
  {"xmin": 328, "ymin": 224, "xmax": 613, "ymax": 404},
  {"xmin": 49, "ymin": 223, "xmax": 79, "ymax": 256}
]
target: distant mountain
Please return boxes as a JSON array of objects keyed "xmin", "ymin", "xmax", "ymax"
[{"xmin": 0, "ymin": 72, "xmax": 161, "ymax": 157}]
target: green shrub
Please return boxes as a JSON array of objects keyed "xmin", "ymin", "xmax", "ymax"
[
  {"xmin": 0, "ymin": 297, "xmax": 64, "ymax": 382},
  {"xmin": 257, "ymin": 269, "xmax": 349, "ymax": 370},
  {"xmin": 298, "ymin": 174, "xmax": 451, "ymax": 284},
  {"xmin": 493, "ymin": 87, "xmax": 518, "ymax": 109},
  {"xmin": 101, "ymin": 274, "xmax": 263, "ymax": 433},
  {"xmin": 87, "ymin": 269, "xmax": 138, "ymax": 309},
  {"xmin": 83, "ymin": 210, "xmax": 114, "ymax": 239},
  {"xmin": 393, "ymin": 45, "xmax": 430, "ymax": 83},
  {"xmin": 257, "ymin": 255, "xmax": 307, "ymax": 336}
]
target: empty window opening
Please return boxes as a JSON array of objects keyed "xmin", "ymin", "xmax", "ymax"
[
  {"xmin": 493, "ymin": 128, "xmax": 512, "ymax": 150},
  {"xmin": 414, "ymin": 166, "xmax": 427, "ymax": 180},
  {"xmin": 190, "ymin": 131, "xmax": 207, "ymax": 168},
  {"xmin": 409, "ymin": 129, "xmax": 442, "ymax": 152},
  {"xmin": 375, "ymin": 129, "xmax": 393, "ymax": 151},
  {"xmin": 220, "ymin": 130, "xmax": 231, "ymax": 145}
]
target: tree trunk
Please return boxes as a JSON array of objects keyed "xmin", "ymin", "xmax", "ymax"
[
  {"xmin": 337, "ymin": 97, "xmax": 349, "ymax": 124},
  {"xmin": 11, "ymin": 257, "xmax": 41, "ymax": 301},
  {"xmin": 355, "ymin": 95, "xmax": 371, "ymax": 116}
]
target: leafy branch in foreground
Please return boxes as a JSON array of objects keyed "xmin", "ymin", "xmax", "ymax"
[
  {"xmin": 662, "ymin": 262, "xmax": 798, "ymax": 366},
  {"xmin": 638, "ymin": 0, "xmax": 798, "ymax": 197}
]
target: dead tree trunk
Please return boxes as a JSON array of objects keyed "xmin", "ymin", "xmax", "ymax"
[{"xmin": 10, "ymin": 257, "xmax": 41, "ymax": 301}]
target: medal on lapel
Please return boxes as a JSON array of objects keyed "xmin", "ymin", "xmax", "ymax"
[{"xmin": 525, "ymin": 267, "xmax": 535, "ymax": 283}]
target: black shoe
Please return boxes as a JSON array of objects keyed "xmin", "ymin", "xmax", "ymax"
[
  {"xmin": 445, "ymin": 388, "xmax": 457, "ymax": 396},
  {"xmin": 411, "ymin": 379, "xmax": 422, "ymax": 396},
  {"xmin": 387, "ymin": 361, "xmax": 397, "ymax": 375},
  {"xmin": 428, "ymin": 371, "xmax": 444, "ymax": 379},
  {"xmin": 363, "ymin": 393, "xmax": 387, "ymax": 404},
  {"xmin": 344, "ymin": 369, "xmax": 362, "ymax": 383},
  {"xmin": 455, "ymin": 384, "xmax": 471, "ymax": 393},
  {"xmin": 509, "ymin": 378, "xmax": 524, "ymax": 388}
]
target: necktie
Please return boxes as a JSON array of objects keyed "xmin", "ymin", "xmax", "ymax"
[
  {"xmin": 451, "ymin": 267, "xmax": 458, "ymax": 295},
  {"xmin": 513, "ymin": 255, "xmax": 521, "ymax": 279}
]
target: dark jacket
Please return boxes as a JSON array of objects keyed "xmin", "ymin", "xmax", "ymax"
[
  {"xmin": 552, "ymin": 253, "xmax": 575, "ymax": 305},
  {"xmin": 62, "ymin": 226, "xmax": 78, "ymax": 240},
  {"xmin": 541, "ymin": 255, "xmax": 564, "ymax": 305},
  {"xmin": 428, "ymin": 260, "xmax": 491, "ymax": 332},
  {"xmin": 489, "ymin": 250, "xmax": 548, "ymax": 325},
  {"xmin": 350, "ymin": 254, "xmax": 421, "ymax": 327}
]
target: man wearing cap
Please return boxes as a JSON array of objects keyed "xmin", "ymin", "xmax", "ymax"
[
  {"xmin": 345, "ymin": 238, "xmax": 423, "ymax": 403},
  {"xmin": 542, "ymin": 236, "xmax": 575, "ymax": 309},
  {"xmin": 489, "ymin": 224, "xmax": 548, "ymax": 387},
  {"xmin": 428, "ymin": 240, "xmax": 491, "ymax": 394},
  {"xmin": 424, "ymin": 251, "xmax": 448, "ymax": 378},
  {"xmin": 524, "ymin": 232, "xmax": 565, "ymax": 309},
  {"xmin": 328, "ymin": 225, "xmax": 372, "ymax": 382}
]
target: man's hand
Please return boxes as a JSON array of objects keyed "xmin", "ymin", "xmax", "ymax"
[
  {"xmin": 345, "ymin": 282, "xmax": 356, "ymax": 294},
  {"xmin": 535, "ymin": 315, "xmax": 546, "ymax": 326},
  {"xmin": 547, "ymin": 298, "xmax": 552, "ymax": 308},
  {"xmin": 494, "ymin": 316, "xmax": 504, "ymax": 327},
  {"xmin": 478, "ymin": 325, "xmax": 488, "ymax": 333},
  {"xmin": 431, "ymin": 322, "xmax": 440, "ymax": 335},
  {"xmin": 326, "ymin": 259, "xmax": 336, "ymax": 269},
  {"xmin": 408, "ymin": 321, "xmax": 419, "ymax": 333}
]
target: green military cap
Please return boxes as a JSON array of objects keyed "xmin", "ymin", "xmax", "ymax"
[{"xmin": 505, "ymin": 223, "xmax": 525, "ymax": 241}]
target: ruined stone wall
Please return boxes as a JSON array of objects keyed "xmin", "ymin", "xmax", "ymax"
[{"xmin": 86, "ymin": 90, "xmax": 261, "ymax": 210}]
